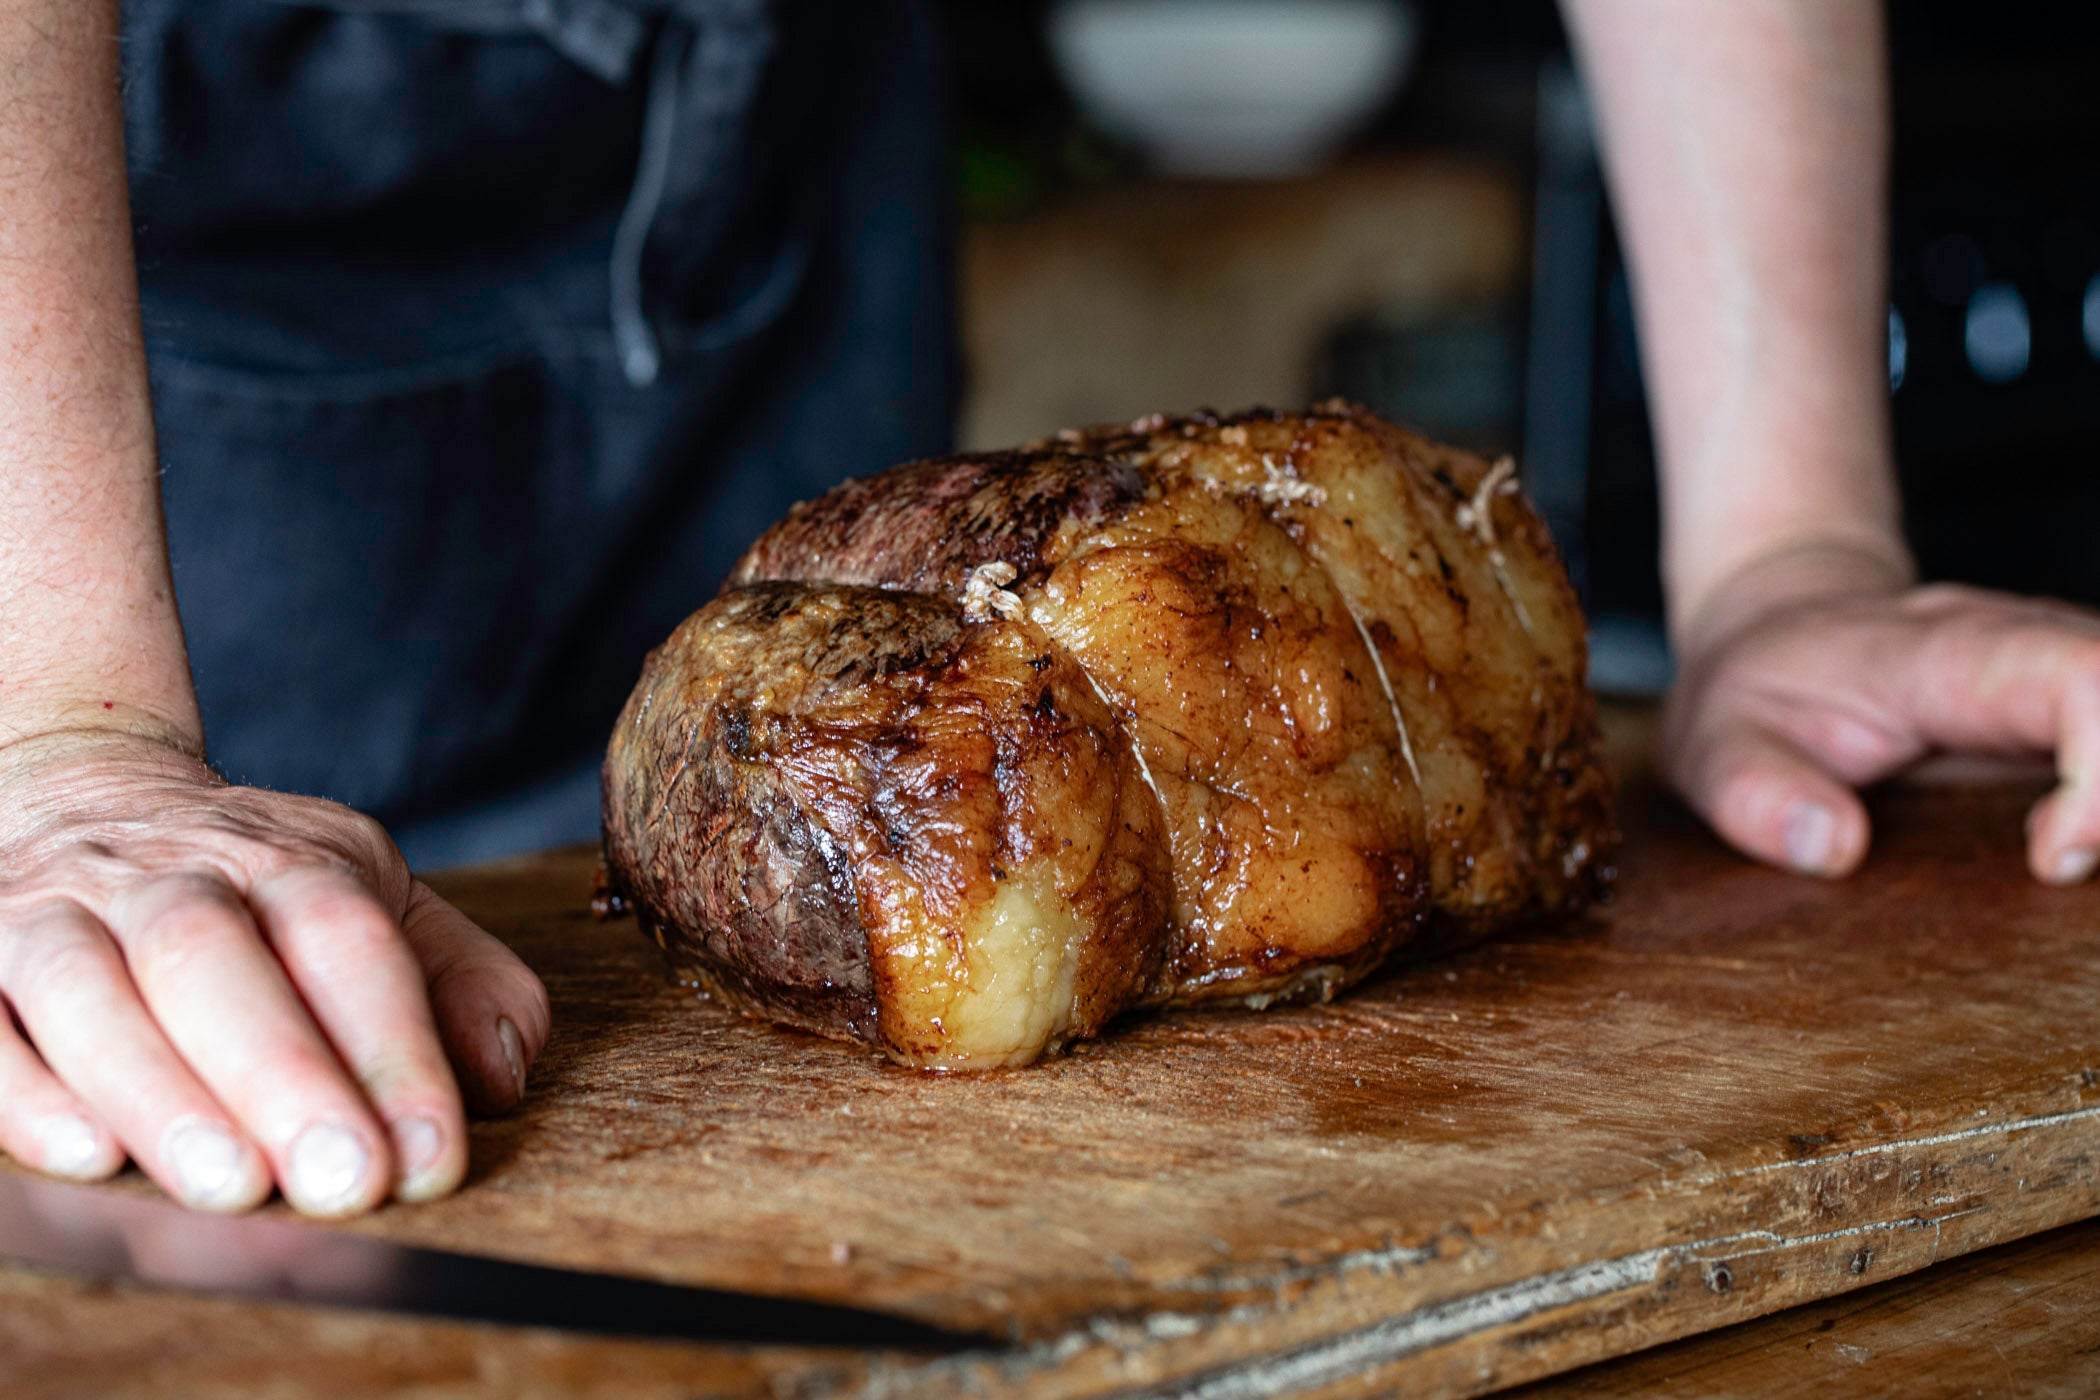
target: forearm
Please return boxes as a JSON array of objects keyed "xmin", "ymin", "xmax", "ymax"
[
  {"xmin": 0, "ymin": 0, "xmax": 198, "ymax": 753},
  {"xmin": 1560, "ymin": 0, "xmax": 1908, "ymax": 650}
]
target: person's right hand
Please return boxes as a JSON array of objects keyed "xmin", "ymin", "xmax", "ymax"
[
  {"xmin": 0, "ymin": 725, "xmax": 550, "ymax": 1217},
  {"xmin": 1660, "ymin": 543, "xmax": 2100, "ymax": 885}
]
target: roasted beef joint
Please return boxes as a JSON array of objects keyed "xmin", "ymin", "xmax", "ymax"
[{"xmin": 601, "ymin": 404, "xmax": 1613, "ymax": 1068}]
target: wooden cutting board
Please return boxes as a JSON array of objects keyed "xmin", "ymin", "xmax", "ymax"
[{"xmin": 90, "ymin": 752, "xmax": 2100, "ymax": 1396}]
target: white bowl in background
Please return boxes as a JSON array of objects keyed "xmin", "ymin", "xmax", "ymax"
[{"xmin": 1048, "ymin": 0, "xmax": 1418, "ymax": 178}]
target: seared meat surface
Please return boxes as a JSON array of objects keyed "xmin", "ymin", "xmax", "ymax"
[{"xmin": 602, "ymin": 404, "xmax": 1613, "ymax": 1068}]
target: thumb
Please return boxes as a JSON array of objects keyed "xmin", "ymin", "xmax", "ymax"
[{"xmin": 1669, "ymin": 717, "xmax": 1873, "ymax": 878}]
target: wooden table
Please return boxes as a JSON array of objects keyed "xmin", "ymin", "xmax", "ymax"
[{"xmin": 8, "ymin": 763, "xmax": 2100, "ymax": 1396}]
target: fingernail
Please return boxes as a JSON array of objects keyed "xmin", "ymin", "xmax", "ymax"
[
  {"xmin": 2052, "ymin": 847, "xmax": 2098, "ymax": 886},
  {"xmin": 286, "ymin": 1122, "xmax": 372, "ymax": 1216},
  {"xmin": 39, "ymin": 1115, "xmax": 103, "ymax": 1179},
  {"xmin": 497, "ymin": 1017, "xmax": 527, "ymax": 1101},
  {"xmin": 390, "ymin": 1116, "xmax": 446, "ymax": 1200},
  {"xmin": 163, "ymin": 1117, "xmax": 253, "ymax": 1210},
  {"xmin": 1783, "ymin": 803, "xmax": 1838, "ymax": 875}
]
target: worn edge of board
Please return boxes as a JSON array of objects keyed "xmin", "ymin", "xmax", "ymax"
[
  {"xmin": 1499, "ymin": 1214, "xmax": 2100, "ymax": 1399},
  {"xmin": 795, "ymin": 1093, "xmax": 2100, "ymax": 1399}
]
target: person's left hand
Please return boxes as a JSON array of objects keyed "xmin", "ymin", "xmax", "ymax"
[{"xmin": 0, "ymin": 726, "xmax": 549, "ymax": 1216}]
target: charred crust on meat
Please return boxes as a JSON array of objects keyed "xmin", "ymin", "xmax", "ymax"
[
  {"xmin": 731, "ymin": 451, "xmax": 1149, "ymax": 597},
  {"xmin": 720, "ymin": 708, "xmax": 754, "ymax": 760}
]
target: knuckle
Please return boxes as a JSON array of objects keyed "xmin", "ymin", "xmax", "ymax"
[
  {"xmin": 288, "ymin": 893, "xmax": 406, "ymax": 976},
  {"xmin": 346, "ymin": 810, "xmax": 398, "ymax": 861},
  {"xmin": 257, "ymin": 809, "xmax": 407, "ymax": 910},
  {"xmin": 2062, "ymin": 637, "xmax": 2100, "ymax": 684},
  {"xmin": 304, "ymin": 890, "xmax": 399, "ymax": 946},
  {"xmin": 0, "ymin": 842, "xmax": 118, "ymax": 915},
  {"xmin": 120, "ymin": 884, "xmax": 249, "ymax": 976},
  {"xmin": 5, "ymin": 921, "xmax": 119, "ymax": 1012},
  {"xmin": 1904, "ymin": 582, "xmax": 1978, "ymax": 614},
  {"xmin": 320, "ymin": 808, "xmax": 403, "ymax": 882},
  {"xmin": 258, "ymin": 863, "xmax": 384, "ymax": 924}
]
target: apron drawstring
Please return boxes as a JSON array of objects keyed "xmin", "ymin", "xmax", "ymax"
[
  {"xmin": 517, "ymin": 0, "xmax": 647, "ymax": 83},
  {"xmin": 608, "ymin": 24, "xmax": 688, "ymax": 387},
  {"xmin": 273, "ymin": 0, "xmax": 775, "ymax": 390}
]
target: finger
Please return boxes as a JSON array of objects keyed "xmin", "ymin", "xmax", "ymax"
[
  {"xmin": 1892, "ymin": 616, "xmax": 2100, "ymax": 757},
  {"xmin": 106, "ymin": 875, "xmax": 391, "ymax": 1217},
  {"xmin": 1906, "ymin": 583, "xmax": 2100, "ymax": 639},
  {"xmin": 0, "ymin": 901, "xmax": 269, "ymax": 1212},
  {"xmin": 1671, "ymin": 718, "xmax": 1872, "ymax": 878},
  {"xmin": 2024, "ymin": 674, "xmax": 2100, "ymax": 884},
  {"xmin": 397, "ymin": 882, "xmax": 549, "ymax": 1116},
  {"xmin": 1877, "ymin": 619, "xmax": 2100, "ymax": 883},
  {"xmin": 247, "ymin": 866, "xmax": 467, "ymax": 1203},
  {"xmin": 0, "ymin": 998, "xmax": 123, "ymax": 1181}
]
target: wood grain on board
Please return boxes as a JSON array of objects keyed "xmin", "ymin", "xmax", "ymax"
[{"xmin": 22, "ymin": 745, "xmax": 2100, "ymax": 1397}]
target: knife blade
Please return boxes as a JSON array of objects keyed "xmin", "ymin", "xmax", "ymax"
[{"xmin": 0, "ymin": 1168, "xmax": 977, "ymax": 1352}]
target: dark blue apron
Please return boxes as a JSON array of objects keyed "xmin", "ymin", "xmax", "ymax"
[{"xmin": 121, "ymin": 0, "xmax": 957, "ymax": 866}]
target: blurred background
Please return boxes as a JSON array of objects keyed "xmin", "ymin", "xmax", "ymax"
[{"xmin": 939, "ymin": 0, "xmax": 2100, "ymax": 696}]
